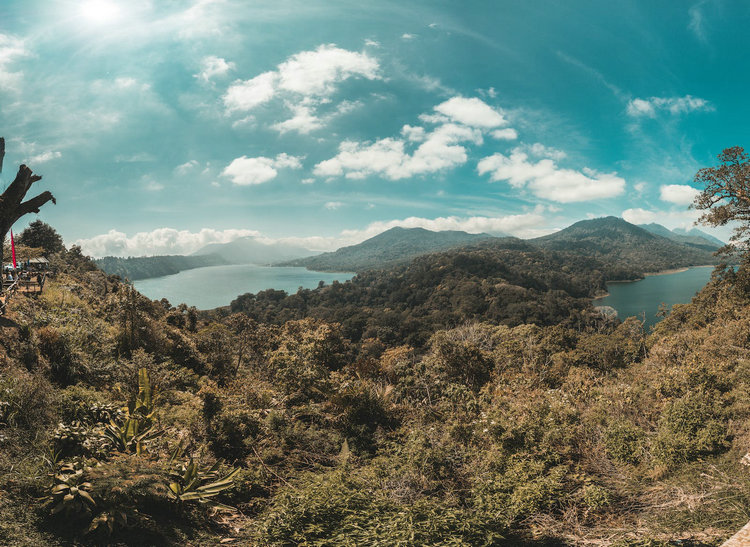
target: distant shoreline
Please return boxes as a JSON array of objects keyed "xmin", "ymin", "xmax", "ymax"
[{"xmin": 592, "ymin": 264, "xmax": 715, "ymax": 301}]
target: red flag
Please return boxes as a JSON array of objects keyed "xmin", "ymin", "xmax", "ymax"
[{"xmin": 10, "ymin": 229, "xmax": 16, "ymax": 269}]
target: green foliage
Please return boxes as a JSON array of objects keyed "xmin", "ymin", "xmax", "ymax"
[
  {"xmin": 103, "ymin": 368, "xmax": 163, "ymax": 455},
  {"xmin": 603, "ymin": 419, "xmax": 645, "ymax": 464},
  {"xmin": 48, "ymin": 462, "xmax": 96, "ymax": 519},
  {"xmin": 166, "ymin": 454, "xmax": 239, "ymax": 511},
  {"xmin": 95, "ymin": 253, "xmax": 227, "ymax": 281},
  {"xmin": 16, "ymin": 220, "xmax": 64, "ymax": 254},
  {"xmin": 652, "ymin": 391, "xmax": 730, "ymax": 466},
  {"xmin": 206, "ymin": 407, "xmax": 262, "ymax": 461}
]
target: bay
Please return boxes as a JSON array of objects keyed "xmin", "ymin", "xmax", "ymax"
[
  {"xmin": 594, "ymin": 266, "xmax": 714, "ymax": 328},
  {"xmin": 133, "ymin": 264, "xmax": 355, "ymax": 310}
]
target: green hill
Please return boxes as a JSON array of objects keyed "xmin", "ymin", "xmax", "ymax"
[
  {"xmin": 638, "ymin": 222, "xmax": 723, "ymax": 251},
  {"xmin": 531, "ymin": 216, "xmax": 720, "ymax": 276},
  {"xmin": 280, "ymin": 226, "xmax": 496, "ymax": 272},
  {"xmin": 95, "ymin": 253, "xmax": 228, "ymax": 280}
]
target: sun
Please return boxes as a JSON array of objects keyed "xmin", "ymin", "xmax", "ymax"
[{"xmin": 79, "ymin": 0, "xmax": 121, "ymax": 24}]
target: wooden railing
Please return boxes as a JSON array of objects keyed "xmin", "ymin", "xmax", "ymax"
[
  {"xmin": 0, "ymin": 277, "xmax": 20, "ymax": 315},
  {"xmin": 0, "ymin": 272, "xmax": 47, "ymax": 315}
]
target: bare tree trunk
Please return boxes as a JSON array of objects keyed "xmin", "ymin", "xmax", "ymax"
[{"xmin": 0, "ymin": 137, "xmax": 56, "ymax": 291}]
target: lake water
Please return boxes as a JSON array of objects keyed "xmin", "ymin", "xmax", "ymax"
[
  {"xmin": 594, "ymin": 266, "xmax": 714, "ymax": 328},
  {"xmin": 133, "ymin": 264, "xmax": 355, "ymax": 310}
]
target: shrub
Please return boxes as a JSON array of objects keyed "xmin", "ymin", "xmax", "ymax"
[
  {"xmin": 603, "ymin": 420, "xmax": 645, "ymax": 464},
  {"xmin": 651, "ymin": 391, "xmax": 730, "ymax": 466},
  {"xmin": 207, "ymin": 408, "xmax": 262, "ymax": 461}
]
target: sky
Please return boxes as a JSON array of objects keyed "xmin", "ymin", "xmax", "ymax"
[{"xmin": 0, "ymin": 0, "xmax": 747, "ymax": 257}]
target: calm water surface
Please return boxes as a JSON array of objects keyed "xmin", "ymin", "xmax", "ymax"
[
  {"xmin": 594, "ymin": 266, "xmax": 714, "ymax": 328},
  {"xmin": 133, "ymin": 264, "xmax": 354, "ymax": 309}
]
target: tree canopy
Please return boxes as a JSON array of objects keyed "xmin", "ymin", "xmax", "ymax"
[
  {"xmin": 17, "ymin": 220, "xmax": 64, "ymax": 254},
  {"xmin": 693, "ymin": 146, "xmax": 750, "ymax": 249}
]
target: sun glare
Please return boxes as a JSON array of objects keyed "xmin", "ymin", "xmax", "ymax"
[{"xmin": 80, "ymin": 0, "xmax": 121, "ymax": 24}]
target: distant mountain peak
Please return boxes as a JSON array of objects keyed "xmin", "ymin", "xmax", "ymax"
[{"xmin": 279, "ymin": 227, "xmax": 497, "ymax": 272}]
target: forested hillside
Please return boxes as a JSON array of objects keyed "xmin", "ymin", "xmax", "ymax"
[
  {"xmin": 2, "ymin": 238, "xmax": 750, "ymax": 545},
  {"xmin": 280, "ymin": 226, "xmax": 496, "ymax": 272},
  {"xmin": 530, "ymin": 216, "xmax": 719, "ymax": 273},
  {"xmin": 95, "ymin": 253, "xmax": 228, "ymax": 280}
]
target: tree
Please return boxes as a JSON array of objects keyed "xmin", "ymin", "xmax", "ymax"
[
  {"xmin": 693, "ymin": 146, "xmax": 750, "ymax": 250},
  {"xmin": 17, "ymin": 220, "xmax": 64, "ymax": 254},
  {"xmin": 0, "ymin": 137, "xmax": 57, "ymax": 286}
]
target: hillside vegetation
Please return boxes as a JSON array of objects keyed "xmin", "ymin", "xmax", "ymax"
[
  {"xmin": 280, "ymin": 226, "xmax": 496, "ymax": 272},
  {"xmin": 0, "ymin": 236, "xmax": 748, "ymax": 545},
  {"xmin": 95, "ymin": 253, "xmax": 228, "ymax": 280}
]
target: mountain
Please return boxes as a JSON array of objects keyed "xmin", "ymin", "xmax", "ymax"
[
  {"xmin": 530, "ymin": 216, "xmax": 720, "ymax": 276},
  {"xmin": 193, "ymin": 237, "xmax": 317, "ymax": 265},
  {"xmin": 638, "ymin": 223, "xmax": 723, "ymax": 251},
  {"xmin": 95, "ymin": 253, "xmax": 228, "ymax": 280},
  {"xmin": 672, "ymin": 226, "xmax": 726, "ymax": 247},
  {"xmin": 280, "ymin": 227, "xmax": 497, "ymax": 272}
]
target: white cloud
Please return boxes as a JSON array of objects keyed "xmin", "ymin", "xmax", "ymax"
[
  {"xmin": 401, "ymin": 33, "xmax": 417, "ymax": 40},
  {"xmin": 434, "ymin": 96, "xmax": 508, "ymax": 129},
  {"xmin": 688, "ymin": 3, "xmax": 708, "ymax": 43},
  {"xmin": 524, "ymin": 143, "xmax": 566, "ymax": 161},
  {"xmin": 626, "ymin": 95, "xmax": 713, "ymax": 117},
  {"xmin": 25, "ymin": 150, "xmax": 62, "ymax": 164},
  {"xmin": 491, "ymin": 128, "xmax": 518, "ymax": 140},
  {"xmin": 341, "ymin": 211, "xmax": 551, "ymax": 241},
  {"xmin": 78, "ymin": 210, "xmax": 556, "ymax": 258},
  {"xmin": 272, "ymin": 104, "xmax": 322, "ymax": 134},
  {"xmin": 365, "ymin": 39, "xmax": 380, "ymax": 47},
  {"xmin": 276, "ymin": 44, "xmax": 379, "ymax": 96},
  {"xmin": 477, "ymin": 147, "xmax": 625, "ymax": 203},
  {"xmin": 659, "ymin": 184, "xmax": 700, "ymax": 205},
  {"xmin": 174, "ymin": 160, "xmax": 199, "ymax": 175},
  {"xmin": 76, "ymin": 227, "xmax": 260, "ymax": 258},
  {"xmin": 325, "ymin": 201, "xmax": 344, "ymax": 210},
  {"xmin": 315, "ymin": 96, "xmax": 510, "ymax": 181},
  {"xmin": 224, "ymin": 71, "xmax": 278, "ymax": 112},
  {"xmin": 224, "ymin": 44, "xmax": 379, "ymax": 134},
  {"xmin": 0, "ymin": 34, "xmax": 31, "ymax": 92},
  {"xmin": 196, "ymin": 55, "xmax": 235, "ymax": 82},
  {"xmin": 634, "ymin": 181, "xmax": 647, "ymax": 194},
  {"xmin": 315, "ymin": 123, "xmax": 482, "ymax": 180},
  {"xmin": 222, "ymin": 153, "xmax": 303, "ymax": 185}
]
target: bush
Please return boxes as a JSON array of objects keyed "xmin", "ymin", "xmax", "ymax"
[
  {"xmin": 603, "ymin": 420, "xmax": 645, "ymax": 464},
  {"xmin": 208, "ymin": 408, "xmax": 263, "ymax": 461},
  {"xmin": 652, "ymin": 391, "xmax": 730, "ymax": 466}
]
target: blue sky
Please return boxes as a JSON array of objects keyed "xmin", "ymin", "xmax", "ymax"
[{"xmin": 0, "ymin": 0, "xmax": 745, "ymax": 256}]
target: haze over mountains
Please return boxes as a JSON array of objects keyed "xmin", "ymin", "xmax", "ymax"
[
  {"xmin": 192, "ymin": 236, "xmax": 317, "ymax": 265},
  {"xmin": 638, "ymin": 223, "xmax": 725, "ymax": 250},
  {"xmin": 95, "ymin": 217, "xmax": 724, "ymax": 281},
  {"xmin": 285, "ymin": 217, "xmax": 723, "ymax": 274}
]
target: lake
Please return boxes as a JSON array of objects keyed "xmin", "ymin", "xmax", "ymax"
[
  {"xmin": 133, "ymin": 264, "xmax": 355, "ymax": 310},
  {"xmin": 594, "ymin": 266, "xmax": 714, "ymax": 328}
]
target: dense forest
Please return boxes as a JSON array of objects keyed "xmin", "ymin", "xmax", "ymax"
[
  {"xmin": 281, "ymin": 226, "xmax": 495, "ymax": 272},
  {"xmin": 95, "ymin": 253, "xmax": 228, "ymax": 281},
  {"xmin": 226, "ymin": 218, "xmax": 722, "ymax": 349},
  {"xmin": 1, "ymin": 222, "xmax": 748, "ymax": 544}
]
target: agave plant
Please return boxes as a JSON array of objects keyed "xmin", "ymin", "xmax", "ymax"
[
  {"xmin": 103, "ymin": 368, "xmax": 163, "ymax": 455},
  {"xmin": 167, "ymin": 455, "xmax": 239, "ymax": 511},
  {"xmin": 87, "ymin": 510, "xmax": 128, "ymax": 536},
  {"xmin": 49, "ymin": 462, "xmax": 96, "ymax": 518}
]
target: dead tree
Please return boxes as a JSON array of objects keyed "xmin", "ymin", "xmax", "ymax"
[{"xmin": 0, "ymin": 137, "xmax": 57, "ymax": 289}]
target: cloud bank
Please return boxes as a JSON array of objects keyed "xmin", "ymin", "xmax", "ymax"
[
  {"xmin": 477, "ymin": 145, "xmax": 625, "ymax": 202},
  {"xmin": 314, "ymin": 96, "xmax": 514, "ymax": 180}
]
